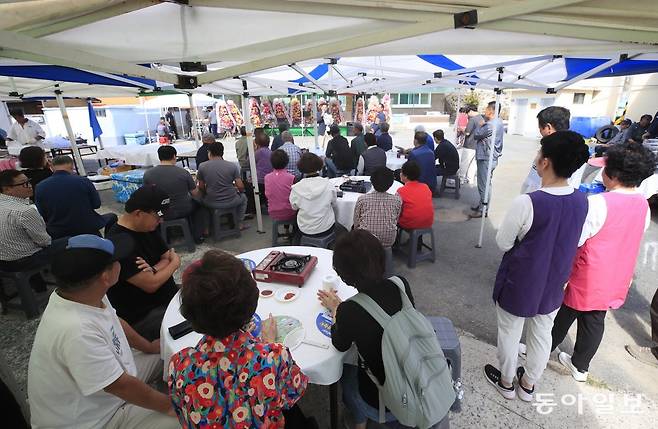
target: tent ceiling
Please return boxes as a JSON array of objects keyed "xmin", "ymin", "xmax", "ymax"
[{"xmin": 0, "ymin": 1, "xmax": 657, "ymax": 97}]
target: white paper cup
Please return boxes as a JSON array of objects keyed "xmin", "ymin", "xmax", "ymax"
[{"xmin": 322, "ymin": 275, "xmax": 339, "ymax": 292}]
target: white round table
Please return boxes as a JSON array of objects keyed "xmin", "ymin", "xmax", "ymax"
[
  {"xmin": 160, "ymin": 246, "xmax": 357, "ymax": 386},
  {"xmin": 330, "ymin": 176, "xmax": 403, "ymax": 230}
]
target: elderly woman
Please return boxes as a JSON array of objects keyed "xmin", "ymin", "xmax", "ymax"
[
  {"xmin": 485, "ymin": 131, "xmax": 590, "ymax": 402},
  {"xmin": 289, "ymin": 152, "xmax": 340, "ymax": 238},
  {"xmin": 553, "ymin": 142, "xmax": 656, "ymax": 381},
  {"xmin": 168, "ymin": 250, "xmax": 315, "ymax": 428},
  {"xmin": 318, "ymin": 230, "xmax": 451, "ymax": 429}
]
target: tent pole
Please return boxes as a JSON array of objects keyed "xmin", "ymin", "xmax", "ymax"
[
  {"xmin": 177, "ymin": 107, "xmax": 185, "ymax": 141},
  {"xmin": 54, "ymin": 87, "xmax": 86, "ymax": 176},
  {"xmin": 312, "ymin": 93, "xmax": 319, "ymax": 149},
  {"xmin": 241, "ymin": 81, "xmax": 264, "ymax": 233},
  {"xmin": 454, "ymin": 90, "xmax": 462, "ymax": 137},
  {"xmin": 476, "ymin": 87, "xmax": 502, "ymax": 248},
  {"xmin": 188, "ymin": 93, "xmax": 200, "ymax": 148},
  {"xmin": 97, "ymin": 135, "xmax": 104, "ymax": 150},
  {"xmin": 141, "ymin": 97, "xmax": 152, "ymax": 144}
]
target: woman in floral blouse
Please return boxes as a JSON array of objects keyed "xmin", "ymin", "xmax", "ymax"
[{"xmin": 168, "ymin": 250, "xmax": 314, "ymax": 428}]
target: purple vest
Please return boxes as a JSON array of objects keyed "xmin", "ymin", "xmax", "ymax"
[{"xmin": 493, "ymin": 190, "xmax": 588, "ymax": 317}]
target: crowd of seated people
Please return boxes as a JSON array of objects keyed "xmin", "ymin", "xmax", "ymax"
[
  {"xmin": 7, "ymin": 120, "xmax": 471, "ymax": 429},
  {"xmin": 8, "ymin": 101, "xmax": 658, "ymax": 429}
]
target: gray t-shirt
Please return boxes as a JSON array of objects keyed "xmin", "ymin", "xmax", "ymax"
[
  {"xmin": 143, "ymin": 165, "xmax": 195, "ymax": 219},
  {"xmin": 197, "ymin": 159, "xmax": 240, "ymax": 205}
]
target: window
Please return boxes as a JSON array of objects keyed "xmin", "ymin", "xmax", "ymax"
[
  {"xmin": 391, "ymin": 93, "xmax": 431, "ymax": 107},
  {"xmin": 573, "ymin": 93, "xmax": 586, "ymax": 104},
  {"xmin": 94, "ymin": 108, "xmax": 106, "ymax": 118}
]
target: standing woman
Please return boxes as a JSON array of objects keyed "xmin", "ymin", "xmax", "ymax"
[
  {"xmin": 552, "ymin": 142, "xmax": 655, "ymax": 381},
  {"xmin": 484, "ymin": 131, "xmax": 590, "ymax": 401}
]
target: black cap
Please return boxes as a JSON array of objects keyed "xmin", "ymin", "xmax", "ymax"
[
  {"xmin": 329, "ymin": 124, "xmax": 340, "ymax": 135},
  {"xmin": 125, "ymin": 185, "xmax": 170, "ymax": 215},
  {"xmin": 52, "ymin": 234, "xmax": 133, "ymax": 285}
]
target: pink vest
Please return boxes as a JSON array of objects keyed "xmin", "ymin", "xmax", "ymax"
[{"xmin": 564, "ymin": 192, "xmax": 648, "ymax": 311}]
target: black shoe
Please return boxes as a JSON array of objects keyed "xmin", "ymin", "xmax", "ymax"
[
  {"xmin": 194, "ymin": 236, "xmax": 205, "ymax": 245},
  {"xmin": 516, "ymin": 366, "xmax": 534, "ymax": 402},
  {"xmin": 483, "ymin": 364, "xmax": 516, "ymax": 399},
  {"xmin": 471, "ymin": 204, "xmax": 481, "ymax": 211}
]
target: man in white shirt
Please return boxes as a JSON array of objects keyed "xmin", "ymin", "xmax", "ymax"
[
  {"xmin": 520, "ymin": 106, "xmax": 588, "ymax": 194},
  {"xmin": 6, "ymin": 110, "xmax": 45, "ymax": 154},
  {"xmin": 27, "ymin": 234, "xmax": 179, "ymax": 429}
]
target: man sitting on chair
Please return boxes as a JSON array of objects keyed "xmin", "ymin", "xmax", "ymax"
[
  {"xmin": 106, "ymin": 186, "xmax": 180, "ymax": 341},
  {"xmin": 35, "ymin": 155, "xmax": 117, "ymax": 239},
  {"xmin": 143, "ymin": 145, "xmax": 204, "ymax": 244},
  {"xmin": 0, "ymin": 169, "xmax": 67, "ymax": 273},
  {"xmin": 27, "ymin": 234, "xmax": 179, "ymax": 429}
]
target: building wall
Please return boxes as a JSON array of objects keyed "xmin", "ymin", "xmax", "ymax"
[
  {"xmin": 390, "ymin": 93, "xmax": 446, "ymax": 116},
  {"xmin": 508, "ymin": 81, "xmax": 622, "ymax": 137},
  {"xmin": 42, "ymin": 106, "xmax": 161, "ymax": 147},
  {"xmin": 625, "ymin": 74, "xmax": 658, "ymax": 120}
]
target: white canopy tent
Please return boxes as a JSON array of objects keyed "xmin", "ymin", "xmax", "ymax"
[{"xmin": 2, "ymin": 0, "xmax": 658, "ymax": 239}]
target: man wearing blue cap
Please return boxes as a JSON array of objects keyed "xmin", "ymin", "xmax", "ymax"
[{"xmin": 27, "ymin": 235, "xmax": 179, "ymax": 429}]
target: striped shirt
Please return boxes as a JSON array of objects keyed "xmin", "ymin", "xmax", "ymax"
[
  {"xmin": 0, "ymin": 193, "xmax": 51, "ymax": 261},
  {"xmin": 353, "ymin": 191, "xmax": 402, "ymax": 247}
]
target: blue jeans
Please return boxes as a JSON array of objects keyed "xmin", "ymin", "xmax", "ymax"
[{"xmin": 340, "ymin": 364, "xmax": 450, "ymax": 429}]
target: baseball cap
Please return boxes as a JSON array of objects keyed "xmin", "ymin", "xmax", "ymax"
[
  {"xmin": 51, "ymin": 234, "xmax": 133, "ymax": 284},
  {"xmin": 329, "ymin": 124, "xmax": 340, "ymax": 135},
  {"xmin": 125, "ymin": 185, "xmax": 170, "ymax": 216}
]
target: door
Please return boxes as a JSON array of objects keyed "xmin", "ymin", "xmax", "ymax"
[{"xmin": 513, "ymin": 98, "xmax": 529, "ymax": 135}]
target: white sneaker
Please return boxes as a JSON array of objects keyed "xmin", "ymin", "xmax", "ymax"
[{"xmin": 558, "ymin": 352, "xmax": 588, "ymax": 382}]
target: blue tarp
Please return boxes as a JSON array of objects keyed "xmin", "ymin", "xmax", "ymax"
[
  {"xmin": 0, "ymin": 65, "xmax": 155, "ymax": 88},
  {"xmin": 564, "ymin": 58, "xmax": 658, "ymax": 80}
]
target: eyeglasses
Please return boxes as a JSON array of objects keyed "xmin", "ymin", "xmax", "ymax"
[{"xmin": 9, "ymin": 180, "xmax": 31, "ymax": 188}]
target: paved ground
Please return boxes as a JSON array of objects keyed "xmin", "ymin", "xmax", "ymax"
[{"xmin": 2, "ymin": 128, "xmax": 657, "ymax": 428}]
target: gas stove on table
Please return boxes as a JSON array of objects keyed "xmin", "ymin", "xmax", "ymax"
[{"xmin": 253, "ymin": 251, "xmax": 318, "ymax": 286}]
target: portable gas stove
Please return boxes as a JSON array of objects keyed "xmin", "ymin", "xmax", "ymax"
[{"xmin": 253, "ymin": 251, "xmax": 318, "ymax": 286}]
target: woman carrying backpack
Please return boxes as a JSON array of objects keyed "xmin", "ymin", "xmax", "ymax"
[
  {"xmin": 318, "ymin": 230, "xmax": 452, "ymax": 429},
  {"xmin": 484, "ymin": 131, "xmax": 589, "ymax": 401}
]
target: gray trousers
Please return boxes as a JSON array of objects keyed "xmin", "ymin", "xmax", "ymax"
[
  {"xmin": 496, "ymin": 305, "xmax": 559, "ymax": 386},
  {"xmin": 476, "ymin": 159, "xmax": 497, "ymax": 208}
]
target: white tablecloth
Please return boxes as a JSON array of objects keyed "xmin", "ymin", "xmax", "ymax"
[
  {"xmin": 330, "ymin": 176, "xmax": 403, "ymax": 230},
  {"xmin": 160, "ymin": 246, "xmax": 357, "ymax": 385},
  {"xmin": 97, "ymin": 141, "xmax": 199, "ymax": 166}
]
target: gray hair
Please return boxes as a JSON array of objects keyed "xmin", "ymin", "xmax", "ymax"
[
  {"xmin": 202, "ymin": 134, "xmax": 216, "ymax": 144},
  {"xmin": 414, "ymin": 124, "xmax": 426, "ymax": 133},
  {"xmin": 281, "ymin": 131, "xmax": 294, "ymax": 143},
  {"xmin": 353, "ymin": 122, "xmax": 364, "ymax": 133}
]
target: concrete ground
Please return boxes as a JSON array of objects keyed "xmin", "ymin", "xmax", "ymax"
[{"xmin": 2, "ymin": 128, "xmax": 657, "ymax": 428}]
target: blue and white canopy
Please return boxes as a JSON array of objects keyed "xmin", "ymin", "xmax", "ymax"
[{"xmin": 0, "ymin": 1, "xmax": 657, "ymax": 97}]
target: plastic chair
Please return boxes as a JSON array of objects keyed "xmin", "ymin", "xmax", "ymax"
[
  {"xmin": 397, "ymin": 228, "xmax": 436, "ymax": 268},
  {"xmin": 0, "ymin": 266, "xmax": 49, "ymax": 318},
  {"xmin": 271, "ymin": 218, "xmax": 296, "ymax": 247},
  {"xmin": 160, "ymin": 218, "xmax": 195, "ymax": 252},
  {"xmin": 211, "ymin": 207, "xmax": 241, "ymax": 241},
  {"xmin": 428, "ymin": 316, "xmax": 462, "ymax": 412},
  {"xmin": 299, "ymin": 230, "xmax": 336, "ymax": 249},
  {"xmin": 438, "ymin": 174, "xmax": 460, "ymax": 199}
]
